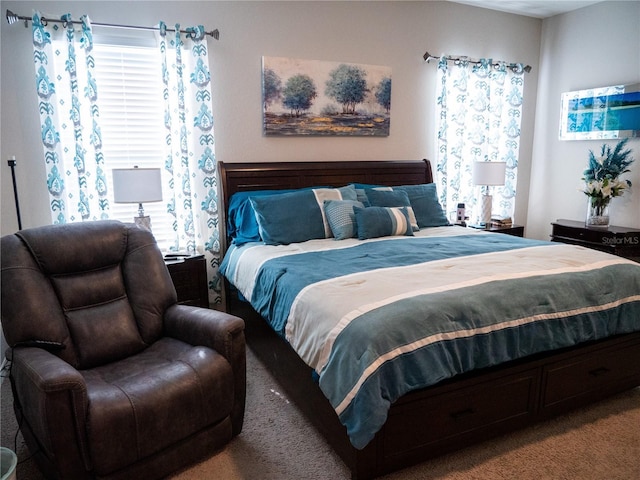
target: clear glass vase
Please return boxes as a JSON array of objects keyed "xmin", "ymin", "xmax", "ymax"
[{"xmin": 586, "ymin": 199, "xmax": 610, "ymax": 227}]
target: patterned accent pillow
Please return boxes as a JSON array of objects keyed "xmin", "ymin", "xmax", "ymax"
[
  {"xmin": 324, "ymin": 200, "xmax": 365, "ymax": 240},
  {"xmin": 365, "ymin": 189, "xmax": 419, "ymax": 231},
  {"xmin": 353, "ymin": 206, "xmax": 414, "ymax": 240}
]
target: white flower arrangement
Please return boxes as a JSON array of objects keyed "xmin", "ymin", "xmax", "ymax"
[{"xmin": 582, "ymin": 139, "xmax": 634, "ymax": 216}]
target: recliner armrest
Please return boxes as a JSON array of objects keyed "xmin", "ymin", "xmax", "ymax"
[
  {"xmin": 163, "ymin": 304, "xmax": 244, "ymax": 362},
  {"xmin": 164, "ymin": 304, "xmax": 246, "ymax": 435},
  {"xmin": 11, "ymin": 347, "xmax": 91, "ymax": 471}
]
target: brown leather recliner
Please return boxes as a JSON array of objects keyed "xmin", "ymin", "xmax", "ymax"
[{"xmin": 1, "ymin": 220, "xmax": 245, "ymax": 480}]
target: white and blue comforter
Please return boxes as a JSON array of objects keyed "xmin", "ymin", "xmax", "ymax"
[{"xmin": 220, "ymin": 226, "xmax": 640, "ymax": 449}]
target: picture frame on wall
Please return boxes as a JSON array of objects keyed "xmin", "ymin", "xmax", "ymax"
[
  {"xmin": 559, "ymin": 83, "xmax": 640, "ymax": 140},
  {"xmin": 262, "ymin": 56, "xmax": 392, "ymax": 136}
]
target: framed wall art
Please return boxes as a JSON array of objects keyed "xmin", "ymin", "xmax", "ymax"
[
  {"xmin": 262, "ymin": 56, "xmax": 392, "ymax": 136},
  {"xmin": 559, "ymin": 83, "xmax": 640, "ymax": 140}
]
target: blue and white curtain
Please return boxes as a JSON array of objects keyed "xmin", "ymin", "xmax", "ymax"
[
  {"xmin": 157, "ymin": 22, "xmax": 221, "ymax": 306},
  {"xmin": 32, "ymin": 12, "xmax": 109, "ymax": 224},
  {"xmin": 31, "ymin": 12, "xmax": 222, "ymax": 306},
  {"xmin": 435, "ymin": 56, "xmax": 525, "ymax": 222}
]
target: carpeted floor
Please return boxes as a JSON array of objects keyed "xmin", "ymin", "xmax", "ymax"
[{"xmin": 2, "ymin": 347, "xmax": 639, "ymax": 479}]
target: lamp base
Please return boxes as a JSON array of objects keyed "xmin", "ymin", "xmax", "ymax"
[
  {"xmin": 479, "ymin": 194, "xmax": 492, "ymax": 227},
  {"xmin": 134, "ymin": 215, "xmax": 151, "ymax": 232}
]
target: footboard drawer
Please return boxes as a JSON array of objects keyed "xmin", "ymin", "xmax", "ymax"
[
  {"xmin": 382, "ymin": 369, "xmax": 538, "ymax": 461},
  {"xmin": 541, "ymin": 340, "xmax": 640, "ymax": 414}
]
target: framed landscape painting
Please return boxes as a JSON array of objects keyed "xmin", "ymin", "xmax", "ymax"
[
  {"xmin": 559, "ymin": 83, "xmax": 640, "ymax": 140},
  {"xmin": 262, "ymin": 56, "xmax": 392, "ymax": 136}
]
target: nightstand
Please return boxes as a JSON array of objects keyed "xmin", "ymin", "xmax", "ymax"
[
  {"xmin": 551, "ymin": 219, "xmax": 640, "ymax": 262},
  {"xmin": 469, "ymin": 224, "xmax": 525, "ymax": 237},
  {"xmin": 165, "ymin": 255, "xmax": 209, "ymax": 307}
]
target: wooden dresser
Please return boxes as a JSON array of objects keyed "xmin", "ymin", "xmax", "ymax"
[{"xmin": 551, "ymin": 219, "xmax": 640, "ymax": 262}]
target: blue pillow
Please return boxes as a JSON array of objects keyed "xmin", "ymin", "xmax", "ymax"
[
  {"xmin": 250, "ymin": 186, "xmax": 358, "ymax": 245},
  {"xmin": 350, "ymin": 183, "xmax": 383, "ymax": 207},
  {"xmin": 324, "ymin": 200, "xmax": 365, "ymax": 240},
  {"xmin": 395, "ymin": 184, "xmax": 449, "ymax": 228},
  {"xmin": 228, "ymin": 185, "xmax": 356, "ymax": 245},
  {"xmin": 353, "ymin": 206, "xmax": 414, "ymax": 240},
  {"xmin": 365, "ymin": 189, "xmax": 419, "ymax": 231},
  {"xmin": 227, "ymin": 189, "xmax": 297, "ymax": 245}
]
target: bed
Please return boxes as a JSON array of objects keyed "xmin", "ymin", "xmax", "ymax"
[{"xmin": 218, "ymin": 159, "xmax": 640, "ymax": 479}]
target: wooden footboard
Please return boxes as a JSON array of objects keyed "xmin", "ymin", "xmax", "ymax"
[{"xmin": 232, "ymin": 297, "xmax": 640, "ymax": 479}]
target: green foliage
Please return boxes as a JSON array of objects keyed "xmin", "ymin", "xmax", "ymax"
[
  {"xmin": 325, "ymin": 64, "xmax": 368, "ymax": 114},
  {"xmin": 263, "ymin": 68, "xmax": 282, "ymax": 111},
  {"xmin": 582, "ymin": 138, "xmax": 635, "ymax": 208},
  {"xmin": 282, "ymin": 74, "xmax": 317, "ymax": 117},
  {"xmin": 375, "ymin": 77, "xmax": 392, "ymax": 113},
  {"xmin": 583, "ymin": 138, "xmax": 634, "ymax": 184}
]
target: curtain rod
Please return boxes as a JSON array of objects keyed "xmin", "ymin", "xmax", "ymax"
[
  {"xmin": 5, "ymin": 9, "xmax": 219, "ymax": 40},
  {"xmin": 423, "ymin": 51, "xmax": 531, "ymax": 73}
]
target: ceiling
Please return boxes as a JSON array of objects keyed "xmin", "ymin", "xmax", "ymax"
[{"xmin": 448, "ymin": 0, "xmax": 605, "ymax": 19}]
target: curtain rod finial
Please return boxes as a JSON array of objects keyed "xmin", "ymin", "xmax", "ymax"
[
  {"xmin": 524, "ymin": 65, "xmax": 532, "ymax": 73},
  {"xmin": 423, "ymin": 51, "xmax": 437, "ymax": 63},
  {"xmin": 6, "ymin": 9, "xmax": 20, "ymax": 25},
  {"xmin": 210, "ymin": 29, "xmax": 219, "ymax": 40}
]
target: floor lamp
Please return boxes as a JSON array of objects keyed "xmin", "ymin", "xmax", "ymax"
[
  {"xmin": 7, "ymin": 156, "xmax": 22, "ymax": 230},
  {"xmin": 473, "ymin": 161, "xmax": 506, "ymax": 227},
  {"xmin": 112, "ymin": 167, "xmax": 163, "ymax": 231}
]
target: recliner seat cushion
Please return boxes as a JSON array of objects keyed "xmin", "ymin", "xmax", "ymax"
[{"xmin": 81, "ymin": 338, "xmax": 234, "ymax": 475}]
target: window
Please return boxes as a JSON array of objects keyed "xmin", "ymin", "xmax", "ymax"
[{"xmin": 92, "ymin": 43, "xmax": 174, "ymax": 250}]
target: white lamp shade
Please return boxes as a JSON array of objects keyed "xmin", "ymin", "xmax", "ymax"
[
  {"xmin": 472, "ymin": 161, "xmax": 506, "ymax": 186},
  {"xmin": 112, "ymin": 168, "xmax": 163, "ymax": 203}
]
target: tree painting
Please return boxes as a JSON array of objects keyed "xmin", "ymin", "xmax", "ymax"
[
  {"xmin": 325, "ymin": 64, "xmax": 369, "ymax": 114},
  {"xmin": 376, "ymin": 77, "xmax": 392, "ymax": 114},
  {"xmin": 262, "ymin": 68, "xmax": 282, "ymax": 112},
  {"xmin": 262, "ymin": 56, "xmax": 391, "ymax": 136},
  {"xmin": 282, "ymin": 74, "xmax": 317, "ymax": 117}
]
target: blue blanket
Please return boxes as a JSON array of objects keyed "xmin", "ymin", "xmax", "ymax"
[{"xmin": 221, "ymin": 228, "xmax": 640, "ymax": 449}]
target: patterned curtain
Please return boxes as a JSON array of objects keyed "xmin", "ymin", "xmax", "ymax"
[
  {"xmin": 435, "ymin": 56, "xmax": 525, "ymax": 223},
  {"xmin": 32, "ymin": 12, "xmax": 110, "ymax": 224},
  {"xmin": 31, "ymin": 12, "xmax": 221, "ymax": 306},
  {"xmin": 157, "ymin": 22, "xmax": 221, "ymax": 306}
]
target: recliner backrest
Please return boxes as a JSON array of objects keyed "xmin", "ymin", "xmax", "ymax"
[{"xmin": 1, "ymin": 221, "xmax": 177, "ymax": 369}]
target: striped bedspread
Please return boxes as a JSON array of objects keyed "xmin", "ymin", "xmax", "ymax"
[{"xmin": 220, "ymin": 226, "xmax": 640, "ymax": 449}]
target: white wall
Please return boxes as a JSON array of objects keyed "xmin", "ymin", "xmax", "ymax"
[
  {"xmin": 1, "ymin": 0, "xmax": 541, "ymax": 235},
  {"xmin": 529, "ymin": 1, "xmax": 640, "ymax": 240}
]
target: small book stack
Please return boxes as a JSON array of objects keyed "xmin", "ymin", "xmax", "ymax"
[{"xmin": 490, "ymin": 216, "xmax": 513, "ymax": 228}]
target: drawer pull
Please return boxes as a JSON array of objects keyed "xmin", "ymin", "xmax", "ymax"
[
  {"xmin": 589, "ymin": 367, "xmax": 611, "ymax": 377},
  {"xmin": 450, "ymin": 407, "xmax": 475, "ymax": 420}
]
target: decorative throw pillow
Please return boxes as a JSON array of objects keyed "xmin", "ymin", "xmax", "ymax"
[
  {"xmin": 394, "ymin": 183, "xmax": 449, "ymax": 228},
  {"xmin": 350, "ymin": 183, "xmax": 383, "ymax": 207},
  {"xmin": 365, "ymin": 189, "xmax": 419, "ymax": 231},
  {"xmin": 353, "ymin": 206, "xmax": 414, "ymax": 240},
  {"xmin": 324, "ymin": 200, "xmax": 365, "ymax": 240},
  {"xmin": 249, "ymin": 185, "xmax": 358, "ymax": 245}
]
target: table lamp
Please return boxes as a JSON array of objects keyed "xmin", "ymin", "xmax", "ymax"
[
  {"xmin": 112, "ymin": 167, "xmax": 163, "ymax": 231},
  {"xmin": 472, "ymin": 161, "xmax": 506, "ymax": 227}
]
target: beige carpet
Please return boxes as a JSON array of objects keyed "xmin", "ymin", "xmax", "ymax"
[{"xmin": 2, "ymin": 347, "xmax": 639, "ymax": 480}]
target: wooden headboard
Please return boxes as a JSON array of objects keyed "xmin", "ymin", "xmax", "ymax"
[{"xmin": 217, "ymin": 159, "xmax": 434, "ymax": 249}]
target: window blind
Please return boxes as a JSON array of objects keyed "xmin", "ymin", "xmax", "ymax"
[{"xmin": 92, "ymin": 43, "xmax": 174, "ymax": 250}]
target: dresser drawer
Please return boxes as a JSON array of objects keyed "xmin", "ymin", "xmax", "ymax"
[
  {"xmin": 551, "ymin": 220, "xmax": 640, "ymax": 262},
  {"xmin": 384, "ymin": 370, "xmax": 538, "ymax": 456},
  {"xmin": 542, "ymin": 340, "xmax": 640, "ymax": 411}
]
